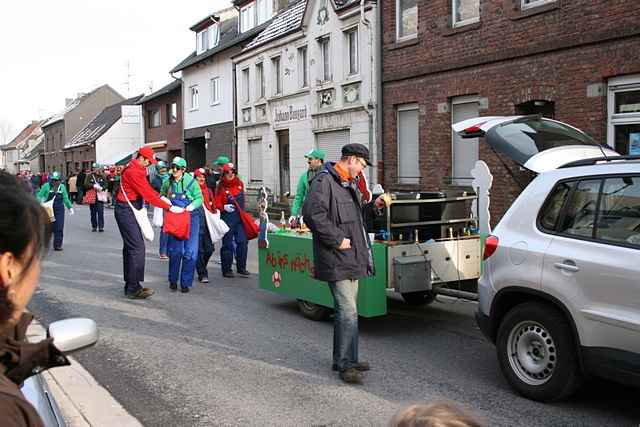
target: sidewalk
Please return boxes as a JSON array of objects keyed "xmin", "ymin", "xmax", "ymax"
[{"xmin": 27, "ymin": 320, "xmax": 143, "ymax": 427}]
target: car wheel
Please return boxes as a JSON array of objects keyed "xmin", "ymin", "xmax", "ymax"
[
  {"xmin": 401, "ymin": 291, "xmax": 437, "ymax": 306},
  {"xmin": 496, "ymin": 302, "xmax": 582, "ymax": 402},
  {"xmin": 297, "ymin": 299, "xmax": 332, "ymax": 321}
]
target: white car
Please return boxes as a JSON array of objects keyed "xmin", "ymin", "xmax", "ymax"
[{"xmin": 454, "ymin": 116, "xmax": 640, "ymax": 402}]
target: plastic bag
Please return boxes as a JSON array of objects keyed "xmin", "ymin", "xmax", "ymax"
[
  {"xmin": 204, "ymin": 208, "xmax": 230, "ymax": 243},
  {"xmin": 121, "ymin": 189, "xmax": 154, "ymax": 241},
  {"xmin": 41, "ymin": 199, "xmax": 55, "ymax": 223},
  {"xmin": 152, "ymin": 206, "xmax": 164, "ymax": 227}
]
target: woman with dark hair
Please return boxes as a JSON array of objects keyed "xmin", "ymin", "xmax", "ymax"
[
  {"xmin": 0, "ymin": 171, "xmax": 70, "ymax": 427},
  {"xmin": 36, "ymin": 171, "xmax": 74, "ymax": 251}
]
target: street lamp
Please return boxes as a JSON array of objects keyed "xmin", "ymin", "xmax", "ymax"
[{"xmin": 204, "ymin": 129, "xmax": 210, "ymax": 150}]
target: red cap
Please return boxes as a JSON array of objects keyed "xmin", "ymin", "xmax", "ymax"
[
  {"xmin": 194, "ymin": 168, "xmax": 206, "ymax": 178},
  {"xmin": 222, "ymin": 162, "xmax": 235, "ymax": 172},
  {"xmin": 138, "ymin": 146, "xmax": 157, "ymax": 164}
]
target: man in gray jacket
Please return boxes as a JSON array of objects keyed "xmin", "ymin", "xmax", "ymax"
[{"xmin": 302, "ymin": 143, "xmax": 386, "ymax": 384}]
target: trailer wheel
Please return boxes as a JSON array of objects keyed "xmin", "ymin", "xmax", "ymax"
[
  {"xmin": 401, "ymin": 291, "xmax": 437, "ymax": 306},
  {"xmin": 297, "ymin": 300, "xmax": 332, "ymax": 321}
]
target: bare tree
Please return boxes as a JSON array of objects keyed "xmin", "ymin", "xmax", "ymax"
[{"xmin": 0, "ymin": 118, "xmax": 15, "ymax": 146}]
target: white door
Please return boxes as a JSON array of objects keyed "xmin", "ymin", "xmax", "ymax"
[
  {"xmin": 452, "ymin": 99, "xmax": 479, "ymax": 185},
  {"xmin": 316, "ymin": 129, "xmax": 350, "ymax": 163},
  {"xmin": 542, "ymin": 176, "xmax": 640, "ymax": 355}
]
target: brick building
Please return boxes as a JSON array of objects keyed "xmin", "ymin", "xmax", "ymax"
[
  {"xmin": 137, "ymin": 80, "xmax": 183, "ymax": 162},
  {"xmin": 382, "ymin": 0, "xmax": 640, "ymax": 221}
]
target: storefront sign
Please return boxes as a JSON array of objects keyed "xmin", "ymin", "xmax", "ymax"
[{"xmin": 274, "ymin": 105, "xmax": 308, "ymax": 123}]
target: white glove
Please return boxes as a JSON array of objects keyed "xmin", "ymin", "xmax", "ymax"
[
  {"xmin": 93, "ymin": 183, "xmax": 102, "ymax": 191},
  {"xmin": 160, "ymin": 196, "xmax": 171, "ymax": 204},
  {"xmin": 169, "ymin": 206, "xmax": 184, "ymax": 214},
  {"xmin": 185, "ymin": 204, "xmax": 195, "ymax": 212},
  {"xmin": 223, "ymin": 204, "xmax": 235, "ymax": 213},
  {"xmin": 69, "ymin": 208, "xmax": 75, "ymax": 215}
]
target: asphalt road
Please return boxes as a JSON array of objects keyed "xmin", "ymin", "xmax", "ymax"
[{"xmin": 30, "ymin": 205, "xmax": 640, "ymax": 427}]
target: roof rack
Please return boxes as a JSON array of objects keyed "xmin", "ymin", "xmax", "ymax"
[{"xmin": 560, "ymin": 154, "xmax": 640, "ymax": 169}]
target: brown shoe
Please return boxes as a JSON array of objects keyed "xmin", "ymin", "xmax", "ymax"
[
  {"xmin": 332, "ymin": 361, "xmax": 370, "ymax": 372},
  {"xmin": 126, "ymin": 288, "xmax": 154, "ymax": 299},
  {"xmin": 339, "ymin": 368, "xmax": 363, "ymax": 384}
]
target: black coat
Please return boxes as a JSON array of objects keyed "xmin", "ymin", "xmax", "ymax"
[{"xmin": 302, "ymin": 162, "xmax": 379, "ymax": 282}]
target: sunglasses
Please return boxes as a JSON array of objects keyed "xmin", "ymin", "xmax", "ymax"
[
  {"xmin": 355, "ymin": 157, "xmax": 368, "ymax": 168},
  {"xmin": 224, "ymin": 170, "xmax": 235, "ymax": 175}
]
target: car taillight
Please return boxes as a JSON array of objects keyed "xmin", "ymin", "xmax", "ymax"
[{"xmin": 483, "ymin": 235, "xmax": 499, "ymax": 260}]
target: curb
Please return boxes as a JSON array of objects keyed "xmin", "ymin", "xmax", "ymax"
[{"xmin": 27, "ymin": 320, "xmax": 143, "ymax": 427}]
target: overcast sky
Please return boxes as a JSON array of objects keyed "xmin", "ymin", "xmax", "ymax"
[{"xmin": 0, "ymin": 0, "xmax": 231, "ymax": 142}]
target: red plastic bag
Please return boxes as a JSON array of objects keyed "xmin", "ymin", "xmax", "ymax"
[
  {"xmin": 83, "ymin": 188, "xmax": 96, "ymax": 204},
  {"xmin": 233, "ymin": 200, "xmax": 259, "ymax": 241},
  {"xmin": 163, "ymin": 210, "xmax": 191, "ymax": 240}
]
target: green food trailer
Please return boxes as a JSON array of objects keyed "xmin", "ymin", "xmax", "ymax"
[{"xmin": 259, "ymin": 191, "xmax": 483, "ymax": 320}]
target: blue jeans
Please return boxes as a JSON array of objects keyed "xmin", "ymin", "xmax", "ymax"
[
  {"xmin": 89, "ymin": 201, "xmax": 104, "ymax": 230},
  {"xmin": 328, "ymin": 279, "xmax": 359, "ymax": 371},
  {"xmin": 220, "ymin": 222, "xmax": 247, "ymax": 274},
  {"xmin": 159, "ymin": 231, "xmax": 169, "ymax": 256},
  {"xmin": 167, "ymin": 210, "xmax": 200, "ymax": 288}
]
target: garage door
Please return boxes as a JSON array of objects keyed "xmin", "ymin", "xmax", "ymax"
[{"xmin": 316, "ymin": 129, "xmax": 350, "ymax": 162}]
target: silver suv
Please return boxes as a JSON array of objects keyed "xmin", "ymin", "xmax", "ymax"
[{"xmin": 455, "ymin": 116, "xmax": 640, "ymax": 402}]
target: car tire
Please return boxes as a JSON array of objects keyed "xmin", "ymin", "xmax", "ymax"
[
  {"xmin": 401, "ymin": 291, "xmax": 437, "ymax": 306},
  {"xmin": 297, "ymin": 299, "xmax": 332, "ymax": 321},
  {"xmin": 496, "ymin": 302, "xmax": 582, "ymax": 402}
]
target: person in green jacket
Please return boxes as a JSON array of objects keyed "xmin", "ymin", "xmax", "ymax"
[
  {"xmin": 160, "ymin": 157, "xmax": 203, "ymax": 293},
  {"xmin": 290, "ymin": 149, "xmax": 325, "ymax": 223},
  {"xmin": 37, "ymin": 171, "xmax": 74, "ymax": 251}
]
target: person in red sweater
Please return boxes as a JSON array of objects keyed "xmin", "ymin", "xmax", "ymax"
[
  {"xmin": 114, "ymin": 147, "xmax": 176, "ymax": 299},
  {"xmin": 195, "ymin": 168, "xmax": 216, "ymax": 282},
  {"xmin": 214, "ymin": 163, "xmax": 250, "ymax": 278}
]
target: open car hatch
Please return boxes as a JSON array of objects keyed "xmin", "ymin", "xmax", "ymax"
[{"xmin": 452, "ymin": 115, "xmax": 619, "ymax": 173}]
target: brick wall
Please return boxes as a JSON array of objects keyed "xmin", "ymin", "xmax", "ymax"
[
  {"xmin": 143, "ymin": 87, "xmax": 183, "ymax": 152},
  {"xmin": 382, "ymin": 0, "xmax": 640, "ymax": 223}
]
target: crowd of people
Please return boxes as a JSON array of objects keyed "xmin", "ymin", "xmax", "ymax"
[{"xmin": 0, "ymin": 145, "xmax": 489, "ymax": 426}]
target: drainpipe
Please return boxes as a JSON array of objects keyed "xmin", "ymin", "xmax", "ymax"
[
  {"xmin": 374, "ymin": 0, "xmax": 383, "ymax": 188},
  {"xmin": 360, "ymin": 0, "xmax": 376, "ymax": 184},
  {"xmin": 232, "ymin": 61, "xmax": 238, "ymax": 165}
]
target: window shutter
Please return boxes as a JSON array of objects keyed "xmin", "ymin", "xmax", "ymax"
[
  {"xmin": 249, "ymin": 139, "xmax": 263, "ymax": 182},
  {"xmin": 316, "ymin": 130, "xmax": 350, "ymax": 163},
  {"xmin": 397, "ymin": 108, "xmax": 419, "ymax": 184}
]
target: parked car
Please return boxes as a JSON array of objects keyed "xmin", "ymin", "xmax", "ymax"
[
  {"xmin": 23, "ymin": 318, "xmax": 99, "ymax": 426},
  {"xmin": 454, "ymin": 115, "xmax": 640, "ymax": 402}
]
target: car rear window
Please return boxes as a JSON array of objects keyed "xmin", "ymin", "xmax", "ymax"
[
  {"xmin": 595, "ymin": 177, "xmax": 640, "ymax": 246},
  {"xmin": 557, "ymin": 179, "xmax": 601, "ymax": 238},
  {"xmin": 539, "ymin": 181, "xmax": 574, "ymax": 231}
]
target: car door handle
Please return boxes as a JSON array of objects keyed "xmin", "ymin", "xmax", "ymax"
[{"xmin": 554, "ymin": 262, "xmax": 580, "ymax": 272}]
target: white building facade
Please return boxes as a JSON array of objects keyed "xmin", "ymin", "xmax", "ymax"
[
  {"xmin": 234, "ymin": 0, "xmax": 379, "ymax": 199},
  {"xmin": 173, "ymin": 6, "xmax": 273, "ymax": 168}
]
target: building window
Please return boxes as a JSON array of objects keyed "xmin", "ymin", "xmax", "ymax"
[
  {"xmin": 210, "ymin": 77, "xmax": 220, "ymax": 105},
  {"xmin": 257, "ymin": 0, "xmax": 272, "ymax": 25},
  {"xmin": 608, "ymin": 75, "xmax": 640, "ymax": 155},
  {"xmin": 166, "ymin": 103, "xmax": 177, "ymax": 124},
  {"xmin": 396, "ymin": 0, "xmax": 417, "ymax": 40},
  {"xmin": 298, "ymin": 46, "xmax": 308, "ymax": 88},
  {"xmin": 345, "ymin": 29, "xmax": 358, "ymax": 76},
  {"xmin": 318, "ymin": 36, "xmax": 331, "ymax": 83},
  {"xmin": 241, "ymin": 3, "xmax": 256, "ymax": 32},
  {"xmin": 197, "ymin": 29, "xmax": 209, "ymax": 54},
  {"xmin": 249, "ymin": 139, "xmax": 263, "ymax": 182},
  {"xmin": 272, "ymin": 56, "xmax": 282, "ymax": 95},
  {"xmin": 149, "ymin": 110, "xmax": 160, "ymax": 128},
  {"xmin": 256, "ymin": 63, "xmax": 265, "ymax": 99},
  {"xmin": 522, "ymin": 0, "xmax": 555, "ymax": 10},
  {"xmin": 190, "ymin": 85, "xmax": 199, "ymax": 110},
  {"xmin": 210, "ymin": 24, "xmax": 220, "ymax": 48},
  {"xmin": 397, "ymin": 104, "xmax": 420, "ymax": 184},
  {"xmin": 452, "ymin": 0, "xmax": 479, "ymax": 27},
  {"xmin": 242, "ymin": 68, "xmax": 250, "ymax": 103}
]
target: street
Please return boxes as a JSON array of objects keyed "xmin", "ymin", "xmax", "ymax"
[{"xmin": 30, "ymin": 205, "xmax": 640, "ymax": 427}]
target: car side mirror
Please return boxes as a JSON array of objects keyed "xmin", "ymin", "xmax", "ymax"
[{"xmin": 47, "ymin": 318, "xmax": 98, "ymax": 354}]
